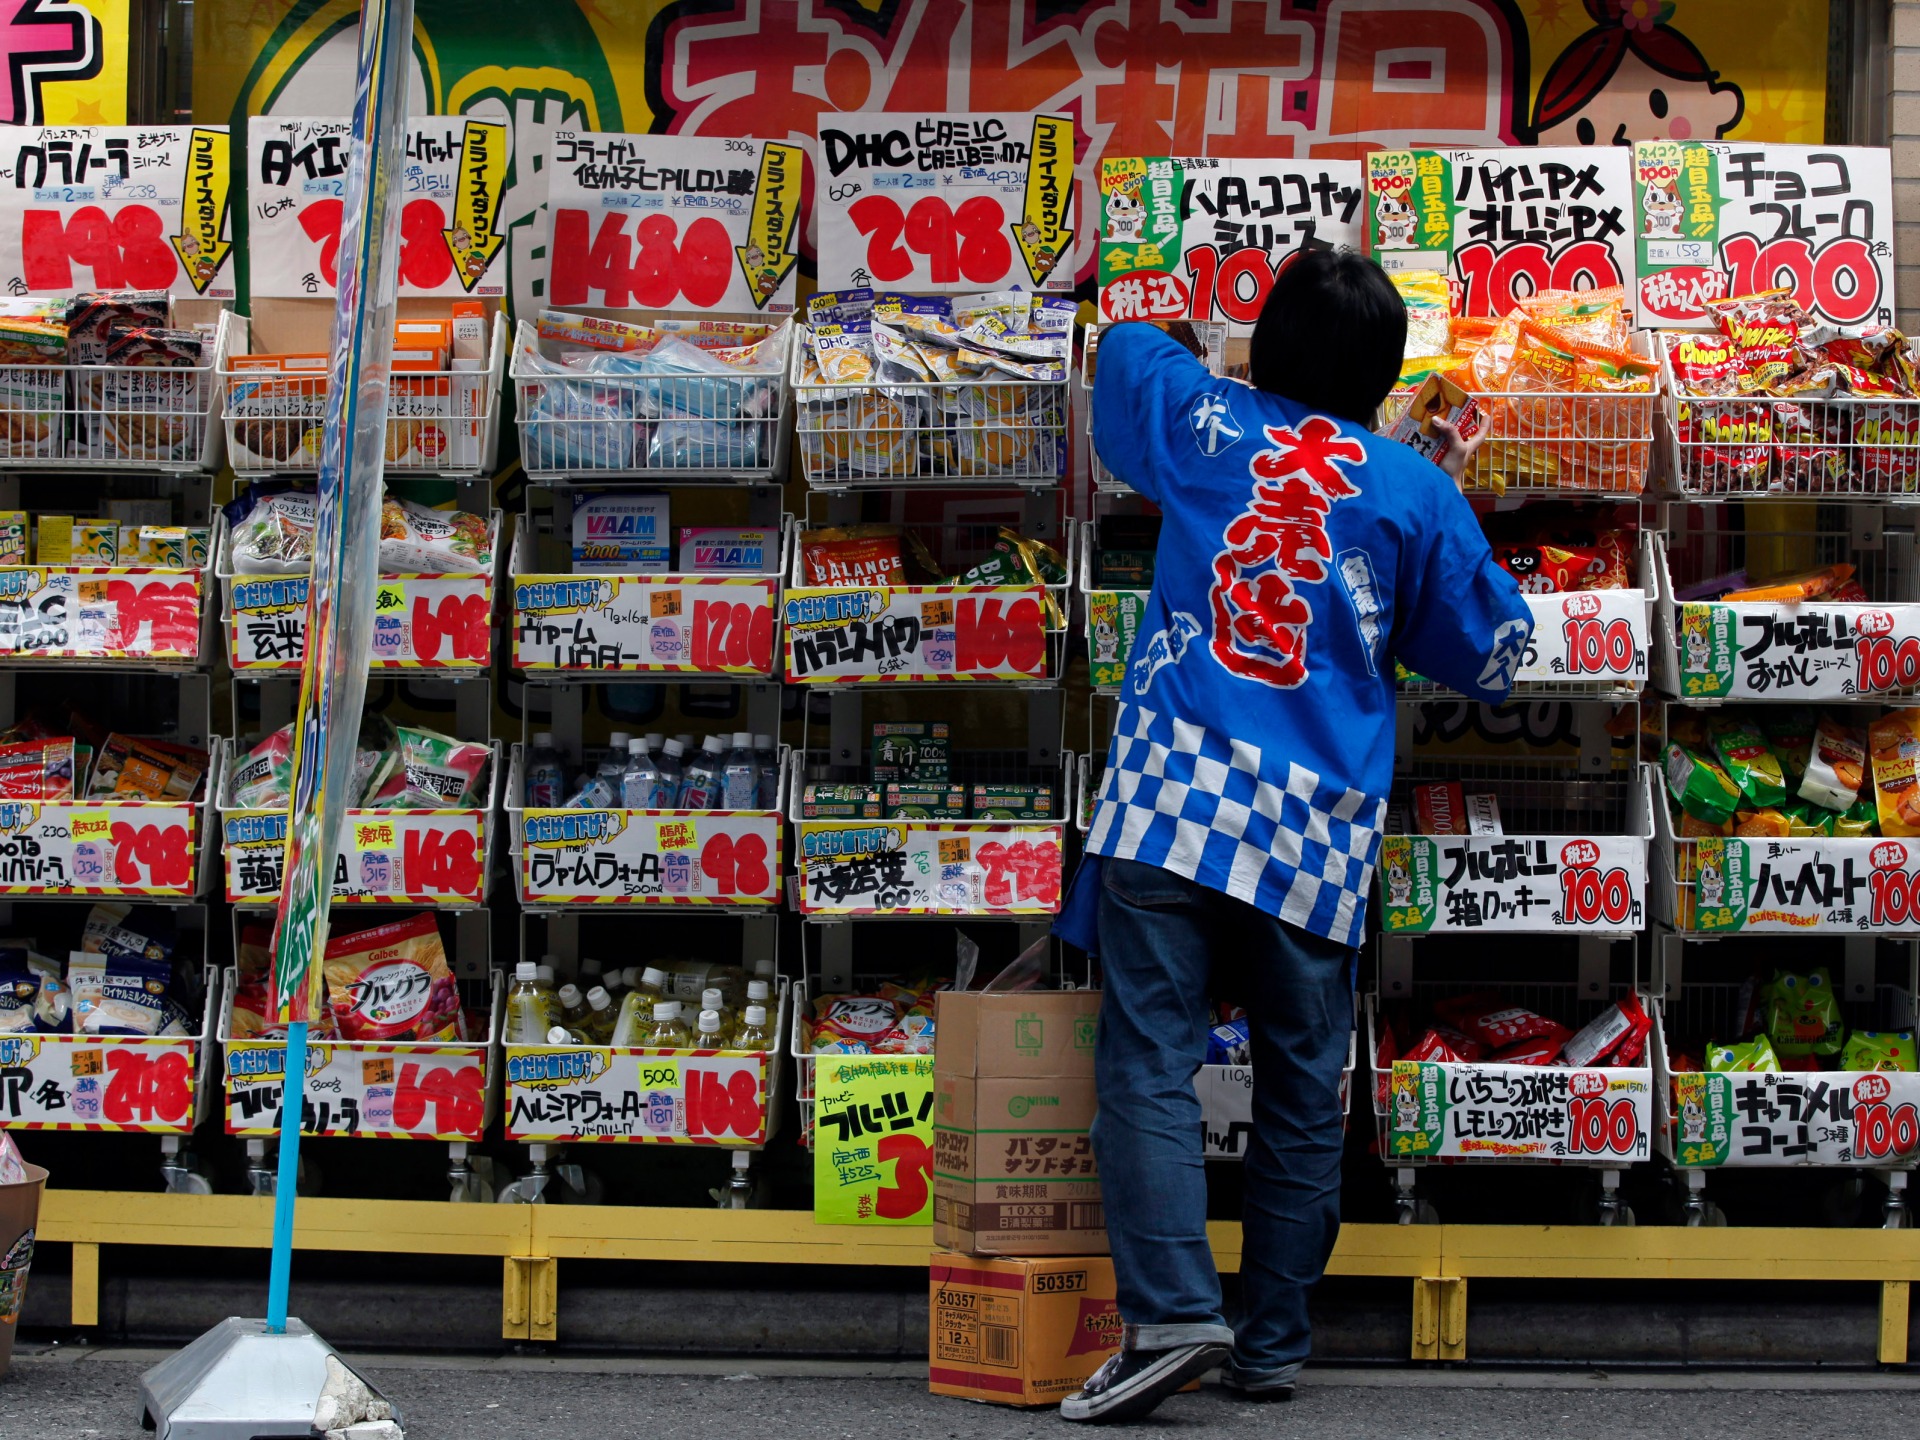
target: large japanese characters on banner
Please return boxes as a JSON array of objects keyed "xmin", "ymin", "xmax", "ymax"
[
  {"xmin": 0, "ymin": 1031, "xmax": 203, "ymax": 1132},
  {"xmin": 1632, "ymin": 143, "xmax": 1894, "ymax": 328},
  {"xmin": 248, "ymin": 115, "xmax": 509, "ymax": 297},
  {"xmin": 1379, "ymin": 833, "xmax": 1647, "ymax": 933},
  {"xmin": 1677, "ymin": 601, "xmax": 1920, "ymax": 702},
  {"xmin": 200, "ymin": 1, "xmax": 1831, "ymax": 321},
  {"xmin": 519, "ymin": 808, "xmax": 779, "ymax": 905},
  {"xmin": 223, "ymin": 807, "xmax": 488, "ymax": 907},
  {"xmin": 505, "ymin": 1046, "xmax": 773, "ymax": 1143},
  {"xmin": 1365, "ymin": 147, "xmax": 1637, "ymax": 317},
  {"xmin": 783, "ymin": 586, "xmax": 1049, "ymax": 684},
  {"xmin": 513, "ymin": 574, "xmax": 777, "ymax": 674},
  {"xmin": 813, "ymin": 1054, "xmax": 935, "ymax": 1224},
  {"xmin": 0, "ymin": 125, "xmax": 234, "ymax": 299},
  {"xmin": 1388, "ymin": 1060, "xmax": 1652, "ymax": 1161},
  {"xmin": 1097, "ymin": 157, "xmax": 1364, "ymax": 333},
  {"xmin": 815, "ymin": 112, "xmax": 1075, "ymax": 294},
  {"xmin": 1674, "ymin": 835, "xmax": 1920, "ymax": 934},
  {"xmin": 1672, "ymin": 1069, "xmax": 1920, "ymax": 1167},
  {"xmin": 797, "ymin": 823, "xmax": 1062, "ymax": 915},
  {"xmin": 544, "ymin": 129, "xmax": 803, "ymax": 314},
  {"xmin": 224, "ymin": 1039, "xmax": 489, "ymax": 1139}
]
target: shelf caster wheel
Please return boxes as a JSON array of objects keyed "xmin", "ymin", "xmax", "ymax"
[
  {"xmin": 553, "ymin": 1162, "xmax": 603, "ymax": 1206},
  {"xmin": 1821, "ymin": 1174, "xmax": 1869, "ymax": 1228},
  {"xmin": 498, "ymin": 1144, "xmax": 554, "ymax": 1204},
  {"xmin": 1598, "ymin": 1203, "xmax": 1637, "ymax": 1227},
  {"xmin": 710, "ymin": 1150, "xmax": 757, "ymax": 1210},
  {"xmin": 1884, "ymin": 1196, "xmax": 1909, "ymax": 1230},
  {"xmin": 447, "ymin": 1145, "xmax": 496, "ymax": 1204},
  {"xmin": 159, "ymin": 1137, "xmax": 212, "ymax": 1195},
  {"xmin": 1685, "ymin": 1199, "xmax": 1727, "ymax": 1227},
  {"xmin": 1394, "ymin": 1197, "xmax": 1437, "ymax": 1226}
]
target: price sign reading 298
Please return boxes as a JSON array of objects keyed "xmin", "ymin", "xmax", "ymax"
[{"xmin": 815, "ymin": 111, "xmax": 1077, "ymax": 295}]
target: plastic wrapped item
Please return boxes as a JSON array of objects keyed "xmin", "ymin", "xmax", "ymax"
[
  {"xmin": 0, "ymin": 739, "xmax": 75, "ymax": 801},
  {"xmin": 1802, "ymin": 714, "xmax": 1868, "ymax": 812},
  {"xmin": 1707, "ymin": 1035, "xmax": 1782, "ymax": 1072},
  {"xmin": 1844, "ymin": 1031, "xmax": 1917, "ymax": 1072},
  {"xmin": 1436, "ymin": 993, "xmax": 1572, "ymax": 1054},
  {"xmin": 807, "ymin": 992, "xmax": 902, "ymax": 1054},
  {"xmin": 1870, "ymin": 711, "xmax": 1920, "ymax": 837},
  {"xmin": 231, "ymin": 727, "xmax": 294, "ymax": 809},
  {"xmin": 1764, "ymin": 968, "xmax": 1844, "ymax": 1058},
  {"xmin": 364, "ymin": 726, "xmax": 488, "ymax": 809},
  {"xmin": 800, "ymin": 525, "xmax": 906, "ymax": 586},
  {"xmin": 323, "ymin": 914, "xmax": 459, "ymax": 1042},
  {"xmin": 1664, "ymin": 742, "xmax": 1742, "ymax": 826},
  {"xmin": 226, "ymin": 487, "xmax": 319, "ymax": 575},
  {"xmin": 1709, "ymin": 716, "xmax": 1787, "ymax": 808},
  {"xmin": 378, "ymin": 497, "xmax": 491, "ymax": 573},
  {"xmin": 81, "ymin": 952, "xmax": 172, "ymax": 1035}
]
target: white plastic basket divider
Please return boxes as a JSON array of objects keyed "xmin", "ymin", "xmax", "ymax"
[
  {"xmin": 220, "ymin": 964, "xmax": 502, "ymax": 1142},
  {"xmin": 1074, "ymin": 515, "xmax": 1150, "ymax": 698},
  {"xmin": 221, "ymin": 309, "xmax": 508, "ymax": 478},
  {"xmin": 788, "ymin": 747, "xmax": 1071, "ymax": 918},
  {"xmin": 0, "ymin": 307, "xmax": 236, "ymax": 473},
  {"xmin": 1378, "ymin": 763, "xmax": 1657, "ymax": 938},
  {"xmin": 1659, "ymin": 331, "xmax": 1920, "ymax": 501},
  {"xmin": 1368, "ymin": 988, "xmax": 1654, "ymax": 1168},
  {"xmin": 0, "ymin": 742, "xmax": 222, "ymax": 901},
  {"xmin": 1378, "ymin": 331, "xmax": 1659, "ymax": 496},
  {"xmin": 781, "ymin": 516, "xmax": 1069, "ymax": 686},
  {"xmin": 501, "ymin": 978, "xmax": 789, "ymax": 1147},
  {"xmin": 0, "ymin": 511, "xmax": 222, "ymax": 671},
  {"xmin": 219, "ymin": 507, "xmax": 502, "ymax": 672},
  {"xmin": 511, "ymin": 317, "xmax": 793, "ymax": 483},
  {"xmin": 1082, "ymin": 320, "xmax": 1228, "ymax": 494},
  {"xmin": 504, "ymin": 741, "xmax": 788, "ymax": 909},
  {"xmin": 1653, "ymin": 983, "xmax": 1920, "ymax": 1170},
  {"xmin": 791, "ymin": 320, "xmax": 1074, "ymax": 490},
  {"xmin": 508, "ymin": 514, "xmax": 786, "ymax": 676},
  {"xmin": 216, "ymin": 736, "xmax": 501, "ymax": 909},
  {"xmin": 1651, "ymin": 794, "xmax": 1920, "ymax": 935},
  {"xmin": 1200, "ymin": 1022, "xmax": 1358, "ymax": 1163},
  {"xmin": 0, "ymin": 964, "xmax": 221, "ymax": 1133}
]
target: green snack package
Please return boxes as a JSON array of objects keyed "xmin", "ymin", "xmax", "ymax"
[
  {"xmin": 1764, "ymin": 967, "xmax": 1844, "ymax": 1057},
  {"xmin": 1759, "ymin": 706, "xmax": 1816, "ymax": 788},
  {"xmin": 1782, "ymin": 799, "xmax": 1833, "ymax": 838},
  {"xmin": 1833, "ymin": 796, "xmax": 1879, "ymax": 838},
  {"xmin": 1710, "ymin": 715, "xmax": 1788, "ymax": 807},
  {"xmin": 1663, "ymin": 742, "xmax": 1742, "ymax": 826},
  {"xmin": 1707, "ymin": 1035, "xmax": 1782, "ymax": 1072},
  {"xmin": 1843, "ymin": 1030, "xmax": 1918, "ymax": 1073}
]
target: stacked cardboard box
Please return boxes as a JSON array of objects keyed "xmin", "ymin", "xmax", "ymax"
[{"xmin": 929, "ymin": 991, "xmax": 1117, "ymax": 1406}]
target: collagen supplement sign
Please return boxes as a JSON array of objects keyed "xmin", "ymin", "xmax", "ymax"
[
  {"xmin": 816, "ymin": 112, "xmax": 1075, "ymax": 294},
  {"xmin": 1387, "ymin": 1060, "xmax": 1651, "ymax": 1161},
  {"xmin": 544, "ymin": 130, "xmax": 803, "ymax": 314},
  {"xmin": 1096, "ymin": 156, "xmax": 1363, "ymax": 333},
  {"xmin": 1632, "ymin": 143, "xmax": 1894, "ymax": 327},
  {"xmin": 1365, "ymin": 147, "xmax": 1636, "ymax": 318},
  {"xmin": 1672, "ymin": 1069, "xmax": 1920, "ymax": 1167},
  {"xmin": 248, "ymin": 116, "xmax": 509, "ymax": 297},
  {"xmin": 796, "ymin": 822, "xmax": 1062, "ymax": 915},
  {"xmin": 0, "ymin": 125, "xmax": 234, "ymax": 298}
]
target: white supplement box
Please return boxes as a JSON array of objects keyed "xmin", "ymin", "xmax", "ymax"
[
  {"xmin": 573, "ymin": 492, "xmax": 671, "ymax": 573},
  {"xmin": 677, "ymin": 526, "xmax": 778, "ymax": 574}
]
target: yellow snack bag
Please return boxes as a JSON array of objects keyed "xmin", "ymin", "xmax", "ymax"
[{"xmin": 1869, "ymin": 711, "xmax": 1920, "ymax": 837}]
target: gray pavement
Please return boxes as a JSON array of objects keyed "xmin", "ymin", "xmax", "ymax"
[{"xmin": 7, "ymin": 1348, "xmax": 1920, "ymax": 1438}]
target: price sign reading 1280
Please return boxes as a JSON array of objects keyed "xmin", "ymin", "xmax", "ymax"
[{"xmin": 815, "ymin": 112, "xmax": 1077, "ymax": 294}]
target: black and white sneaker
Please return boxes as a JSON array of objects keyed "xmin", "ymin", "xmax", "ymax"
[{"xmin": 1058, "ymin": 1342, "xmax": 1230, "ymax": 1423}]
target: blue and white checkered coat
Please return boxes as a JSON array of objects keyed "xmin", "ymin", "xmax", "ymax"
[{"xmin": 1071, "ymin": 325, "xmax": 1531, "ymax": 949}]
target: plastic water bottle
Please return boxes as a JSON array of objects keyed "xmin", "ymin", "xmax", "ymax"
[
  {"xmin": 649, "ymin": 739, "xmax": 685, "ymax": 808},
  {"xmin": 598, "ymin": 732, "xmax": 632, "ymax": 783},
  {"xmin": 557, "ymin": 983, "xmax": 588, "ymax": 1029},
  {"xmin": 754, "ymin": 734, "xmax": 779, "ymax": 808},
  {"xmin": 695, "ymin": 1008, "xmax": 726, "ymax": 1049},
  {"xmin": 563, "ymin": 773, "xmax": 615, "ymax": 809},
  {"xmin": 526, "ymin": 732, "xmax": 565, "ymax": 807},
  {"xmin": 678, "ymin": 736, "xmax": 726, "ymax": 809},
  {"xmin": 611, "ymin": 967, "xmax": 669, "ymax": 1045},
  {"xmin": 620, "ymin": 738, "xmax": 659, "ymax": 809},
  {"xmin": 584, "ymin": 986, "xmax": 618, "ymax": 1043},
  {"xmin": 507, "ymin": 962, "xmax": 548, "ymax": 1045},
  {"xmin": 730, "ymin": 1003, "xmax": 772, "ymax": 1051},
  {"xmin": 722, "ymin": 732, "xmax": 759, "ymax": 808},
  {"xmin": 642, "ymin": 1001, "xmax": 691, "ymax": 1048}
]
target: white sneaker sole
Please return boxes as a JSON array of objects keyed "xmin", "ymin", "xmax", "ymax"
[{"xmin": 1059, "ymin": 1343, "xmax": 1230, "ymax": 1423}]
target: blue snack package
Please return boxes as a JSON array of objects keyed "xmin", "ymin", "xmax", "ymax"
[{"xmin": 1206, "ymin": 1016, "xmax": 1250, "ymax": 1066}]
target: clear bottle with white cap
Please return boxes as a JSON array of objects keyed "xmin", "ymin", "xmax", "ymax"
[
  {"xmin": 648, "ymin": 739, "xmax": 685, "ymax": 808},
  {"xmin": 620, "ymin": 737, "xmax": 660, "ymax": 809},
  {"xmin": 677, "ymin": 735, "xmax": 726, "ymax": 809},
  {"xmin": 695, "ymin": 1008, "xmax": 726, "ymax": 1049},
  {"xmin": 507, "ymin": 962, "xmax": 548, "ymax": 1045},
  {"xmin": 642, "ymin": 1001, "xmax": 691, "ymax": 1048},
  {"xmin": 526, "ymin": 732, "xmax": 565, "ymax": 807},
  {"xmin": 753, "ymin": 734, "xmax": 779, "ymax": 808},
  {"xmin": 611, "ymin": 967, "xmax": 670, "ymax": 1045},
  {"xmin": 598, "ymin": 732, "xmax": 632, "ymax": 783},
  {"xmin": 729, "ymin": 1003, "xmax": 772, "ymax": 1051},
  {"xmin": 722, "ymin": 732, "xmax": 759, "ymax": 808},
  {"xmin": 584, "ymin": 986, "xmax": 618, "ymax": 1044}
]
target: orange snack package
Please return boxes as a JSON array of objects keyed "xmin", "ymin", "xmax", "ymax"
[
  {"xmin": 1871, "ymin": 711, "xmax": 1920, "ymax": 838},
  {"xmin": 1720, "ymin": 564, "xmax": 1855, "ymax": 603}
]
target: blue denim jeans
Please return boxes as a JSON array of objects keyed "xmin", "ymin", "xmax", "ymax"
[{"xmin": 1091, "ymin": 856, "xmax": 1352, "ymax": 1384}]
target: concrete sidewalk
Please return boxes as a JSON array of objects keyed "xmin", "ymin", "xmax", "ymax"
[{"xmin": 7, "ymin": 1348, "xmax": 1920, "ymax": 1438}]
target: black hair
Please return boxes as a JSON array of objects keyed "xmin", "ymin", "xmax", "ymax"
[{"xmin": 1248, "ymin": 249, "xmax": 1406, "ymax": 424}]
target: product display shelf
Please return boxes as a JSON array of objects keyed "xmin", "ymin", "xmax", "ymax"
[
  {"xmin": 218, "ymin": 308, "xmax": 510, "ymax": 480},
  {"xmin": 1072, "ymin": 509, "xmax": 1157, "ymax": 699},
  {"xmin": 510, "ymin": 315, "xmax": 794, "ymax": 485},
  {"xmin": 1656, "ymin": 502, "xmax": 1920, "ymax": 705},
  {"xmin": 0, "ymin": 305, "xmax": 236, "ymax": 476},
  {"xmin": 792, "ymin": 318, "xmax": 1075, "ymax": 492},
  {"xmin": 1651, "ymin": 933, "xmax": 1920, "ymax": 1227},
  {"xmin": 217, "ymin": 938, "xmax": 501, "ymax": 1197},
  {"xmin": 782, "ymin": 510, "xmax": 1070, "ymax": 688},
  {"xmin": 217, "ymin": 505, "xmax": 504, "ymax": 673},
  {"xmin": 507, "ymin": 488, "xmax": 787, "ymax": 678},
  {"xmin": 504, "ymin": 741, "xmax": 788, "ymax": 909},
  {"xmin": 1659, "ymin": 331, "xmax": 1920, "ymax": 503},
  {"xmin": 1081, "ymin": 320, "xmax": 1229, "ymax": 494}
]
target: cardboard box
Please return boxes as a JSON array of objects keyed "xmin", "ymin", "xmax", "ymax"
[
  {"xmin": 679, "ymin": 525, "xmax": 779, "ymax": 575},
  {"xmin": 1386, "ymin": 370, "xmax": 1483, "ymax": 465},
  {"xmin": 574, "ymin": 492, "xmax": 671, "ymax": 573},
  {"xmin": 887, "ymin": 783, "xmax": 967, "ymax": 819},
  {"xmin": 969, "ymin": 783, "xmax": 1055, "ymax": 821},
  {"xmin": 873, "ymin": 721, "xmax": 948, "ymax": 782},
  {"xmin": 933, "ymin": 991, "xmax": 1106, "ymax": 1257},
  {"xmin": 801, "ymin": 782, "xmax": 880, "ymax": 820},
  {"xmin": 929, "ymin": 1252, "xmax": 1120, "ymax": 1406}
]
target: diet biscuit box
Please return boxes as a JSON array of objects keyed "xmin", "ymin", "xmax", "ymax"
[
  {"xmin": 933, "ymin": 991, "xmax": 1105, "ymax": 1257},
  {"xmin": 929, "ymin": 1252, "xmax": 1120, "ymax": 1406}
]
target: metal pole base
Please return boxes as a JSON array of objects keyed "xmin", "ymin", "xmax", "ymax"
[{"xmin": 138, "ymin": 1318, "xmax": 402, "ymax": 1440}]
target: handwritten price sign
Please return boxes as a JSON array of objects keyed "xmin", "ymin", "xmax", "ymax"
[
  {"xmin": 816, "ymin": 112, "xmax": 1076, "ymax": 294},
  {"xmin": 543, "ymin": 129, "xmax": 802, "ymax": 314},
  {"xmin": 248, "ymin": 116, "xmax": 508, "ymax": 298},
  {"xmin": 782, "ymin": 585, "xmax": 1048, "ymax": 683},
  {"xmin": 795, "ymin": 822, "xmax": 1063, "ymax": 915},
  {"xmin": 224, "ymin": 805, "xmax": 488, "ymax": 906},
  {"xmin": 505, "ymin": 1047, "xmax": 772, "ymax": 1143},
  {"xmin": 0, "ymin": 1033, "xmax": 201, "ymax": 1132},
  {"xmin": 228, "ymin": 571, "xmax": 491, "ymax": 669},
  {"xmin": 225, "ymin": 1042, "xmax": 487, "ymax": 1139},
  {"xmin": 512, "ymin": 574, "xmax": 777, "ymax": 674},
  {"xmin": 0, "ymin": 125, "xmax": 235, "ymax": 298},
  {"xmin": 519, "ymin": 808, "xmax": 780, "ymax": 905},
  {"xmin": 0, "ymin": 569, "xmax": 203, "ymax": 660},
  {"xmin": 0, "ymin": 799, "xmax": 199, "ymax": 896}
]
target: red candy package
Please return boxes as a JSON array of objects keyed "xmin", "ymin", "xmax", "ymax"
[
  {"xmin": 1492, "ymin": 1036, "xmax": 1563, "ymax": 1066},
  {"xmin": 1438, "ymin": 993, "xmax": 1572, "ymax": 1053},
  {"xmin": 1404, "ymin": 1029, "xmax": 1463, "ymax": 1064},
  {"xmin": 1560, "ymin": 993, "xmax": 1651, "ymax": 1067}
]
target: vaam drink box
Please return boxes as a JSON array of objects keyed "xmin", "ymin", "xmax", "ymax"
[{"xmin": 933, "ymin": 991, "xmax": 1106, "ymax": 1257}]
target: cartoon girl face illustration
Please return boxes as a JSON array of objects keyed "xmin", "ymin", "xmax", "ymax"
[
  {"xmin": 1104, "ymin": 186, "xmax": 1145, "ymax": 243},
  {"xmin": 1375, "ymin": 194, "xmax": 1417, "ymax": 250},
  {"xmin": 1532, "ymin": 0, "xmax": 1744, "ymax": 146},
  {"xmin": 1642, "ymin": 180, "xmax": 1683, "ymax": 238}
]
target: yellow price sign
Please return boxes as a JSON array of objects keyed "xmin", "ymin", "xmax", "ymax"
[
  {"xmin": 353, "ymin": 819, "xmax": 397, "ymax": 852},
  {"xmin": 655, "ymin": 820, "xmax": 697, "ymax": 851},
  {"xmin": 375, "ymin": 581, "xmax": 407, "ymax": 615},
  {"xmin": 70, "ymin": 809, "xmax": 112, "ymax": 845},
  {"xmin": 635, "ymin": 1058, "xmax": 680, "ymax": 1090}
]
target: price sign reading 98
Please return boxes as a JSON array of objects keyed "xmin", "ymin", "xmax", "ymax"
[
  {"xmin": 815, "ymin": 112, "xmax": 1076, "ymax": 294},
  {"xmin": 247, "ymin": 115, "xmax": 508, "ymax": 298}
]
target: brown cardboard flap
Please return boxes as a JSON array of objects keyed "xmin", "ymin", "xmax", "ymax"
[{"xmin": 935, "ymin": 992, "xmax": 1100, "ymax": 1079}]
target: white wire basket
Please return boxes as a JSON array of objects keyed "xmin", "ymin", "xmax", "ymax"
[
  {"xmin": 510, "ymin": 318, "xmax": 793, "ymax": 483},
  {"xmin": 220, "ymin": 311, "xmax": 508, "ymax": 478},
  {"xmin": 1381, "ymin": 332, "xmax": 1660, "ymax": 495},
  {"xmin": 0, "ymin": 309, "xmax": 236, "ymax": 472},
  {"xmin": 1082, "ymin": 320, "xmax": 1228, "ymax": 494},
  {"xmin": 1660, "ymin": 332, "xmax": 1920, "ymax": 500},
  {"xmin": 791, "ymin": 322, "xmax": 1074, "ymax": 489}
]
